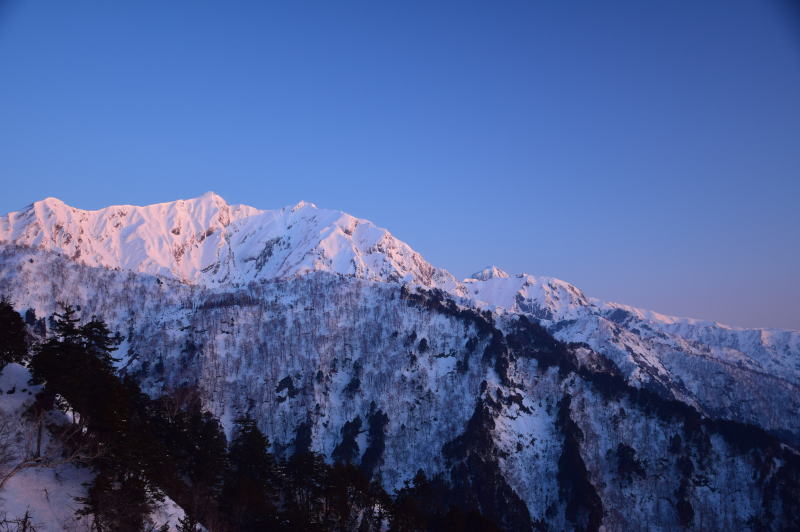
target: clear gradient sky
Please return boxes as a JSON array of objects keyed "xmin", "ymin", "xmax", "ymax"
[{"xmin": 1, "ymin": 1, "xmax": 798, "ymax": 329}]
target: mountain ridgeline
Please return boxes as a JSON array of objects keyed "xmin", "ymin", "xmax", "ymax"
[{"xmin": 0, "ymin": 194, "xmax": 798, "ymax": 531}]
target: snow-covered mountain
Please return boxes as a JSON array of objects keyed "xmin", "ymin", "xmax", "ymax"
[
  {"xmin": 1, "ymin": 193, "xmax": 798, "ymax": 530},
  {"xmin": 462, "ymin": 266, "xmax": 800, "ymax": 440},
  {"xmin": 0, "ymin": 192, "xmax": 459, "ymax": 291},
  {"xmin": 3, "ymin": 193, "xmax": 796, "ymax": 438}
]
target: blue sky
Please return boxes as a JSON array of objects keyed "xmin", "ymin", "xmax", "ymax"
[{"xmin": 1, "ymin": 0, "xmax": 798, "ymax": 329}]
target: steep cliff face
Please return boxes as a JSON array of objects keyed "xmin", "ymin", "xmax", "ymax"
[{"xmin": 0, "ymin": 195, "xmax": 798, "ymax": 530}]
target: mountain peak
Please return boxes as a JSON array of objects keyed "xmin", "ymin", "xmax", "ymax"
[
  {"xmin": 183, "ymin": 191, "xmax": 230, "ymax": 209},
  {"xmin": 39, "ymin": 196, "xmax": 66, "ymax": 205},
  {"xmin": 469, "ymin": 265, "xmax": 510, "ymax": 281},
  {"xmin": 198, "ymin": 190, "xmax": 226, "ymax": 203},
  {"xmin": 290, "ymin": 200, "xmax": 318, "ymax": 212},
  {"xmin": 31, "ymin": 196, "xmax": 68, "ymax": 211}
]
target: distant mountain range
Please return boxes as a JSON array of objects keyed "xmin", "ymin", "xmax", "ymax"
[{"xmin": 1, "ymin": 193, "xmax": 798, "ymax": 530}]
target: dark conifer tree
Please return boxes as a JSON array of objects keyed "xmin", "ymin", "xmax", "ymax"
[
  {"xmin": 283, "ymin": 451, "xmax": 329, "ymax": 529},
  {"xmin": 52, "ymin": 304, "xmax": 81, "ymax": 342},
  {"xmin": 79, "ymin": 468, "xmax": 157, "ymax": 532},
  {"xmin": 176, "ymin": 513, "xmax": 200, "ymax": 532},
  {"xmin": 221, "ymin": 415, "xmax": 280, "ymax": 531},
  {"xmin": 390, "ymin": 470, "xmax": 435, "ymax": 532},
  {"xmin": 30, "ymin": 308, "xmax": 121, "ymax": 426},
  {"xmin": 0, "ymin": 297, "xmax": 28, "ymax": 369},
  {"xmin": 31, "ymin": 306, "xmax": 163, "ymax": 529},
  {"xmin": 24, "ymin": 308, "xmax": 36, "ymax": 326},
  {"xmin": 79, "ymin": 317, "xmax": 122, "ymax": 368},
  {"xmin": 184, "ymin": 409, "xmax": 228, "ymax": 493},
  {"xmin": 324, "ymin": 462, "xmax": 370, "ymax": 530},
  {"xmin": 169, "ymin": 406, "xmax": 228, "ymax": 526}
]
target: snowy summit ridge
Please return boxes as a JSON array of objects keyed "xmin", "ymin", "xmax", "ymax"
[
  {"xmin": 1, "ymin": 193, "xmax": 797, "ymax": 336},
  {"xmin": 0, "ymin": 192, "xmax": 458, "ymax": 290},
  {"xmin": 0, "ymin": 193, "xmax": 606, "ymax": 323},
  {"xmin": 469, "ymin": 265, "xmax": 510, "ymax": 281},
  {"xmin": 2, "ymin": 193, "xmax": 799, "ymax": 387}
]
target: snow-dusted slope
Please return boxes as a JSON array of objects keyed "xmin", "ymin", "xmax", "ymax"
[
  {"xmin": 464, "ymin": 267, "xmax": 591, "ymax": 321},
  {"xmin": 461, "ymin": 266, "xmax": 800, "ymax": 437},
  {"xmin": 0, "ymin": 364, "xmax": 91, "ymax": 531},
  {"xmin": 0, "ymin": 364, "xmax": 187, "ymax": 531},
  {"xmin": 0, "ymin": 248, "xmax": 797, "ymax": 530}
]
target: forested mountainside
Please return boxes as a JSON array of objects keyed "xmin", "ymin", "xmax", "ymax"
[{"xmin": 0, "ymin": 194, "xmax": 798, "ymax": 531}]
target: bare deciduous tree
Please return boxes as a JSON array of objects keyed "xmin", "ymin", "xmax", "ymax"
[
  {"xmin": 0, "ymin": 510, "xmax": 39, "ymax": 532},
  {"xmin": 0, "ymin": 409, "xmax": 99, "ymax": 491}
]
